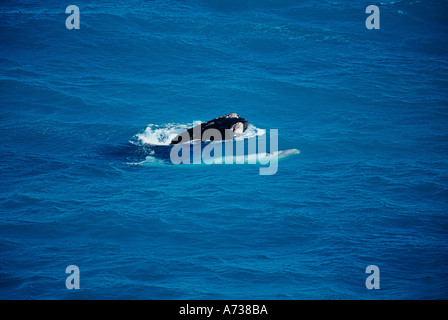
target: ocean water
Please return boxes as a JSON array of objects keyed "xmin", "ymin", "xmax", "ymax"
[{"xmin": 1, "ymin": 0, "xmax": 447, "ymax": 299}]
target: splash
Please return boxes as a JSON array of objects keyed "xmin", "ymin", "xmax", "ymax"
[
  {"xmin": 132, "ymin": 122, "xmax": 266, "ymax": 146},
  {"xmin": 128, "ymin": 122, "xmax": 299, "ymax": 174},
  {"xmin": 132, "ymin": 122, "xmax": 194, "ymax": 146}
]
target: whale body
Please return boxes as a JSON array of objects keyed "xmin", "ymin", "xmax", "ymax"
[{"xmin": 170, "ymin": 113, "xmax": 249, "ymax": 144}]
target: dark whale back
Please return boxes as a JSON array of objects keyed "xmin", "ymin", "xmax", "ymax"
[{"xmin": 170, "ymin": 113, "xmax": 249, "ymax": 144}]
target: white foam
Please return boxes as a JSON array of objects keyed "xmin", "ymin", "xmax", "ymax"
[
  {"xmin": 132, "ymin": 122, "xmax": 266, "ymax": 146},
  {"xmin": 237, "ymin": 124, "xmax": 266, "ymax": 141},
  {"xmin": 133, "ymin": 155, "xmax": 169, "ymax": 167},
  {"xmin": 132, "ymin": 122, "xmax": 195, "ymax": 146}
]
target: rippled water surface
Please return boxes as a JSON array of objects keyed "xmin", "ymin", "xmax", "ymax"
[{"xmin": 1, "ymin": 0, "xmax": 447, "ymax": 299}]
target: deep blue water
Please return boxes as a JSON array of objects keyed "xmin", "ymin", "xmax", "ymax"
[{"xmin": 1, "ymin": 0, "xmax": 448, "ymax": 299}]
